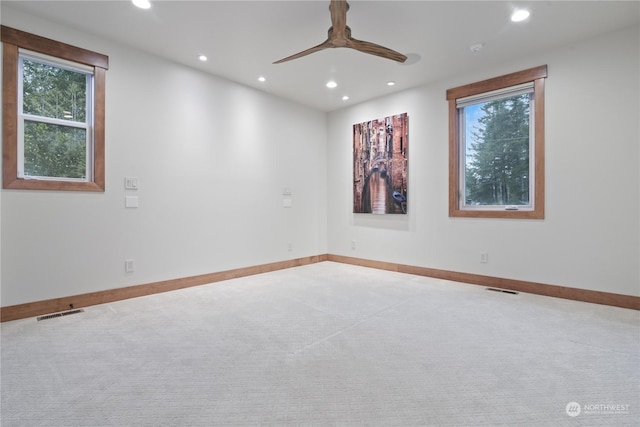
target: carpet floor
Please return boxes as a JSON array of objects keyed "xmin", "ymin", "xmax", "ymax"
[{"xmin": 1, "ymin": 261, "xmax": 638, "ymax": 426}]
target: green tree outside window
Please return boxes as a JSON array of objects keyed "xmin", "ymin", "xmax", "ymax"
[
  {"xmin": 21, "ymin": 57, "xmax": 89, "ymax": 180},
  {"xmin": 464, "ymin": 93, "xmax": 531, "ymax": 206}
]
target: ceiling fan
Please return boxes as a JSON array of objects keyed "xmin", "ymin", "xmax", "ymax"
[{"xmin": 273, "ymin": 0, "xmax": 407, "ymax": 64}]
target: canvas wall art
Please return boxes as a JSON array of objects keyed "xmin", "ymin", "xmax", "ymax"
[{"xmin": 353, "ymin": 113, "xmax": 408, "ymax": 214}]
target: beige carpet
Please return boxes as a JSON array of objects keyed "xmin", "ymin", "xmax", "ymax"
[{"xmin": 1, "ymin": 261, "xmax": 638, "ymax": 426}]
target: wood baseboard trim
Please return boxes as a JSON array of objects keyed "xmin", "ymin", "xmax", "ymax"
[
  {"xmin": 0, "ymin": 255, "xmax": 327, "ymax": 322},
  {"xmin": 3, "ymin": 253, "xmax": 636, "ymax": 322},
  {"xmin": 327, "ymin": 254, "xmax": 640, "ymax": 310}
]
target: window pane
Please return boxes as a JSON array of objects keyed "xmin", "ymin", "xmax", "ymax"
[
  {"xmin": 22, "ymin": 58, "xmax": 87, "ymax": 122},
  {"xmin": 24, "ymin": 120, "xmax": 87, "ymax": 179},
  {"xmin": 462, "ymin": 93, "xmax": 531, "ymax": 206}
]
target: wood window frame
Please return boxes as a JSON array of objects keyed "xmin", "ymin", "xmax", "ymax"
[
  {"xmin": 2, "ymin": 26, "xmax": 108, "ymax": 191},
  {"xmin": 446, "ymin": 65, "xmax": 547, "ymax": 219}
]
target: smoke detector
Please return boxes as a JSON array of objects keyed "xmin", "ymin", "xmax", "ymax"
[{"xmin": 469, "ymin": 43, "xmax": 484, "ymax": 53}]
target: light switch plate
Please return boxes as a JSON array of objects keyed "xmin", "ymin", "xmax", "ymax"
[
  {"xmin": 125, "ymin": 177, "xmax": 139, "ymax": 190},
  {"xmin": 125, "ymin": 196, "xmax": 139, "ymax": 208}
]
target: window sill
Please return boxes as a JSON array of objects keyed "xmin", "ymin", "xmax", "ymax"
[{"xmin": 3, "ymin": 177, "xmax": 105, "ymax": 192}]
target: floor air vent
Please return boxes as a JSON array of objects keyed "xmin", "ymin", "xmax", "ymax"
[
  {"xmin": 486, "ymin": 287, "xmax": 519, "ymax": 295},
  {"xmin": 37, "ymin": 309, "xmax": 84, "ymax": 321}
]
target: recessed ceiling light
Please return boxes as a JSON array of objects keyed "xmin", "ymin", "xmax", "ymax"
[
  {"xmin": 132, "ymin": 0, "xmax": 151, "ymax": 9},
  {"xmin": 342, "ymin": 95, "xmax": 349, "ymax": 101},
  {"xmin": 258, "ymin": 76, "xmax": 266, "ymax": 82},
  {"xmin": 511, "ymin": 9, "xmax": 530, "ymax": 22},
  {"xmin": 326, "ymin": 81, "xmax": 337, "ymax": 89},
  {"xmin": 387, "ymin": 81, "xmax": 396, "ymax": 86},
  {"xmin": 198, "ymin": 55, "xmax": 208, "ymax": 62}
]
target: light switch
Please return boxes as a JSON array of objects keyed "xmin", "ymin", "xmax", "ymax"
[
  {"xmin": 125, "ymin": 196, "xmax": 139, "ymax": 208},
  {"xmin": 282, "ymin": 187, "xmax": 292, "ymax": 196},
  {"xmin": 283, "ymin": 198, "xmax": 293, "ymax": 208},
  {"xmin": 125, "ymin": 177, "xmax": 139, "ymax": 190}
]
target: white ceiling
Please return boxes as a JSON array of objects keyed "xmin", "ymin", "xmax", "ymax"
[{"xmin": 3, "ymin": 1, "xmax": 639, "ymax": 112}]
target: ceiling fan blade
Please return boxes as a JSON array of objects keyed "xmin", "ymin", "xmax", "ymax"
[
  {"xmin": 273, "ymin": 39, "xmax": 332, "ymax": 64},
  {"xmin": 273, "ymin": 0, "xmax": 406, "ymax": 64},
  {"xmin": 347, "ymin": 38, "xmax": 408, "ymax": 63}
]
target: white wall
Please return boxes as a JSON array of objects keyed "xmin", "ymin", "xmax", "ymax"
[
  {"xmin": 0, "ymin": 9, "xmax": 328, "ymax": 306},
  {"xmin": 1, "ymin": 8, "xmax": 638, "ymax": 307},
  {"xmin": 327, "ymin": 25, "xmax": 640, "ymax": 297}
]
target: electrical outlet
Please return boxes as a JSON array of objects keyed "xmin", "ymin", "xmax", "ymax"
[
  {"xmin": 351, "ymin": 240, "xmax": 356, "ymax": 250},
  {"xmin": 125, "ymin": 259, "xmax": 135, "ymax": 273},
  {"xmin": 288, "ymin": 242, "xmax": 293, "ymax": 252},
  {"xmin": 480, "ymin": 252, "xmax": 489, "ymax": 264}
]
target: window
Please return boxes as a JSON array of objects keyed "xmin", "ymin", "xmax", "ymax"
[
  {"xmin": 2, "ymin": 26, "xmax": 108, "ymax": 191},
  {"xmin": 446, "ymin": 66, "xmax": 547, "ymax": 219}
]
